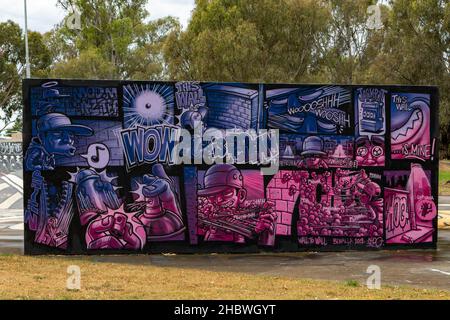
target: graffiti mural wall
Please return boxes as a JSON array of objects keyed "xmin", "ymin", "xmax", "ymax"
[{"xmin": 22, "ymin": 80, "xmax": 439, "ymax": 254}]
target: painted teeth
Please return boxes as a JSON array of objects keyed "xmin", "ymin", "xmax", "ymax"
[{"xmin": 392, "ymin": 109, "xmax": 422, "ymax": 141}]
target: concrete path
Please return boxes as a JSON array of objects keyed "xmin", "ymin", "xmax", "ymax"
[{"xmin": 88, "ymin": 231, "xmax": 450, "ymax": 291}]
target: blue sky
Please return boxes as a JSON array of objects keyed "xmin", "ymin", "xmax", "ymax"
[{"xmin": 0, "ymin": 0, "xmax": 195, "ymax": 32}]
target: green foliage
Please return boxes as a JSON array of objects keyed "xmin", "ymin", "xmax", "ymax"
[
  {"xmin": 316, "ymin": 0, "xmax": 383, "ymax": 83},
  {"xmin": 0, "ymin": 20, "xmax": 51, "ymax": 135},
  {"xmin": 345, "ymin": 279, "xmax": 361, "ymax": 287},
  {"xmin": 164, "ymin": 0, "xmax": 331, "ymax": 82},
  {"xmin": 368, "ymin": 0, "xmax": 449, "ymax": 157},
  {"xmin": 52, "ymin": 47, "xmax": 116, "ymax": 79},
  {"xmin": 50, "ymin": 0, "xmax": 179, "ymax": 79},
  {"xmin": 0, "ymin": 21, "xmax": 22, "ymax": 124},
  {"xmin": 164, "ymin": 0, "xmax": 449, "ymax": 156}
]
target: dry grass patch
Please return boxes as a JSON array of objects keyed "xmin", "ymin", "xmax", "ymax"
[{"xmin": 0, "ymin": 255, "xmax": 449, "ymax": 300}]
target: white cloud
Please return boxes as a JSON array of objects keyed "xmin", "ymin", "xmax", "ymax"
[
  {"xmin": 0, "ymin": 0, "xmax": 65, "ymax": 32},
  {"xmin": 147, "ymin": 0, "xmax": 194, "ymax": 28},
  {"xmin": 0, "ymin": 0, "xmax": 195, "ymax": 33}
]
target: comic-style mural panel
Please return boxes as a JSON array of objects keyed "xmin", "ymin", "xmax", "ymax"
[
  {"xmin": 196, "ymin": 165, "xmax": 276, "ymax": 246},
  {"xmin": 279, "ymin": 135, "xmax": 356, "ymax": 169},
  {"xmin": 266, "ymin": 86, "xmax": 352, "ymax": 135},
  {"xmin": 128, "ymin": 167, "xmax": 186, "ymax": 243},
  {"xmin": 30, "ymin": 82, "xmax": 118, "ymax": 117},
  {"xmin": 354, "ymin": 88, "xmax": 387, "ymax": 167},
  {"xmin": 22, "ymin": 80, "xmax": 439, "ymax": 254},
  {"xmin": 391, "ymin": 93, "xmax": 432, "ymax": 161},
  {"xmin": 384, "ymin": 164, "xmax": 436, "ymax": 244},
  {"xmin": 266, "ymin": 169, "xmax": 383, "ymax": 248}
]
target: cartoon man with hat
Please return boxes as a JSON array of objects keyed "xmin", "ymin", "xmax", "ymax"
[
  {"xmin": 198, "ymin": 164, "xmax": 276, "ymax": 243},
  {"xmin": 25, "ymin": 112, "xmax": 93, "ymax": 171},
  {"xmin": 298, "ymin": 136, "xmax": 329, "ymax": 169}
]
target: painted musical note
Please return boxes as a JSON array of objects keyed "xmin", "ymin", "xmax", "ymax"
[
  {"xmin": 91, "ymin": 145, "xmax": 106, "ymax": 163},
  {"xmin": 82, "ymin": 143, "xmax": 110, "ymax": 169}
]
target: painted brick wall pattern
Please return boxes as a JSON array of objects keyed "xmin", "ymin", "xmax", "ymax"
[
  {"xmin": 55, "ymin": 120, "xmax": 123, "ymax": 167},
  {"xmin": 267, "ymin": 170, "xmax": 301, "ymax": 236},
  {"xmin": 204, "ymin": 86, "xmax": 258, "ymax": 130}
]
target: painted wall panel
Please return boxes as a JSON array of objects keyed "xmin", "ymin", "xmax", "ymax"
[{"xmin": 22, "ymin": 80, "xmax": 439, "ymax": 254}]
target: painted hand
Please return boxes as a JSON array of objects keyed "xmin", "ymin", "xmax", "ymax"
[
  {"xmin": 255, "ymin": 212, "xmax": 277, "ymax": 234},
  {"xmin": 142, "ymin": 164, "xmax": 181, "ymax": 216}
]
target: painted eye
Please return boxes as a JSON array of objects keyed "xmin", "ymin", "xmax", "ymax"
[
  {"xmin": 372, "ymin": 146, "xmax": 384, "ymax": 157},
  {"xmin": 357, "ymin": 147, "xmax": 368, "ymax": 157}
]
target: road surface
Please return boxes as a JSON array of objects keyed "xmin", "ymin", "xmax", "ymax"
[{"xmin": 0, "ymin": 170, "xmax": 23, "ymax": 254}]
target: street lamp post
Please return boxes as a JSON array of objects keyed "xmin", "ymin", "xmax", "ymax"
[{"xmin": 24, "ymin": 0, "xmax": 30, "ymax": 78}]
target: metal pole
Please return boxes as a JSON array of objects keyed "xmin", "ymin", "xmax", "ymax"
[{"xmin": 24, "ymin": 0, "xmax": 30, "ymax": 78}]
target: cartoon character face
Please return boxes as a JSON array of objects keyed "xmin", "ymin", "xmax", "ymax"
[
  {"xmin": 206, "ymin": 187, "xmax": 246, "ymax": 212},
  {"xmin": 391, "ymin": 99, "xmax": 430, "ymax": 160},
  {"xmin": 304, "ymin": 156, "xmax": 322, "ymax": 167},
  {"xmin": 41, "ymin": 130, "xmax": 76, "ymax": 156},
  {"xmin": 356, "ymin": 136, "xmax": 385, "ymax": 166}
]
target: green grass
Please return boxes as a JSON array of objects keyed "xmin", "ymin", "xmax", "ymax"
[
  {"xmin": 439, "ymin": 161, "xmax": 450, "ymax": 195},
  {"xmin": 440, "ymin": 171, "xmax": 450, "ymax": 181},
  {"xmin": 345, "ymin": 280, "xmax": 360, "ymax": 287}
]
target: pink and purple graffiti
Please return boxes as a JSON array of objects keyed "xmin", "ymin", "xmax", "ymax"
[
  {"xmin": 385, "ymin": 164, "xmax": 436, "ymax": 244},
  {"xmin": 22, "ymin": 80, "xmax": 438, "ymax": 253},
  {"xmin": 197, "ymin": 164, "xmax": 277, "ymax": 245},
  {"xmin": 391, "ymin": 94, "xmax": 431, "ymax": 161}
]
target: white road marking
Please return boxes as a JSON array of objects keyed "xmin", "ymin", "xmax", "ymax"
[
  {"xmin": 8, "ymin": 223, "xmax": 23, "ymax": 230},
  {"xmin": 0, "ymin": 209, "xmax": 22, "ymax": 216},
  {"xmin": 429, "ymin": 268, "xmax": 450, "ymax": 276},
  {"xmin": 4, "ymin": 174, "xmax": 23, "ymax": 188},
  {"xmin": 0, "ymin": 235, "xmax": 22, "ymax": 240},
  {"xmin": 0, "ymin": 175, "xmax": 24, "ymax": 210},
  {"xmin": 0, "ymin": 192, "xmax": 22, "ymax": 209},
  {"xmin": 0, "ymin": 211, "xmax": 22, "ymax": 217},
  {"xmin": 0, "ymin": 217, "xmax": 23, "ymax": 222},
  {"xmin": 0, "ymin": 214, "xmax": 22, "ymax": 219},
  {"xmin": 0, "ymin": 175, "xmax": 23, "ymax": 193}
]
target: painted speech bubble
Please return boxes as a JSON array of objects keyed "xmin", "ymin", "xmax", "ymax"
[{"xmin": 81, "ymin": 143, "xmax": 110, "ymax": 169}]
